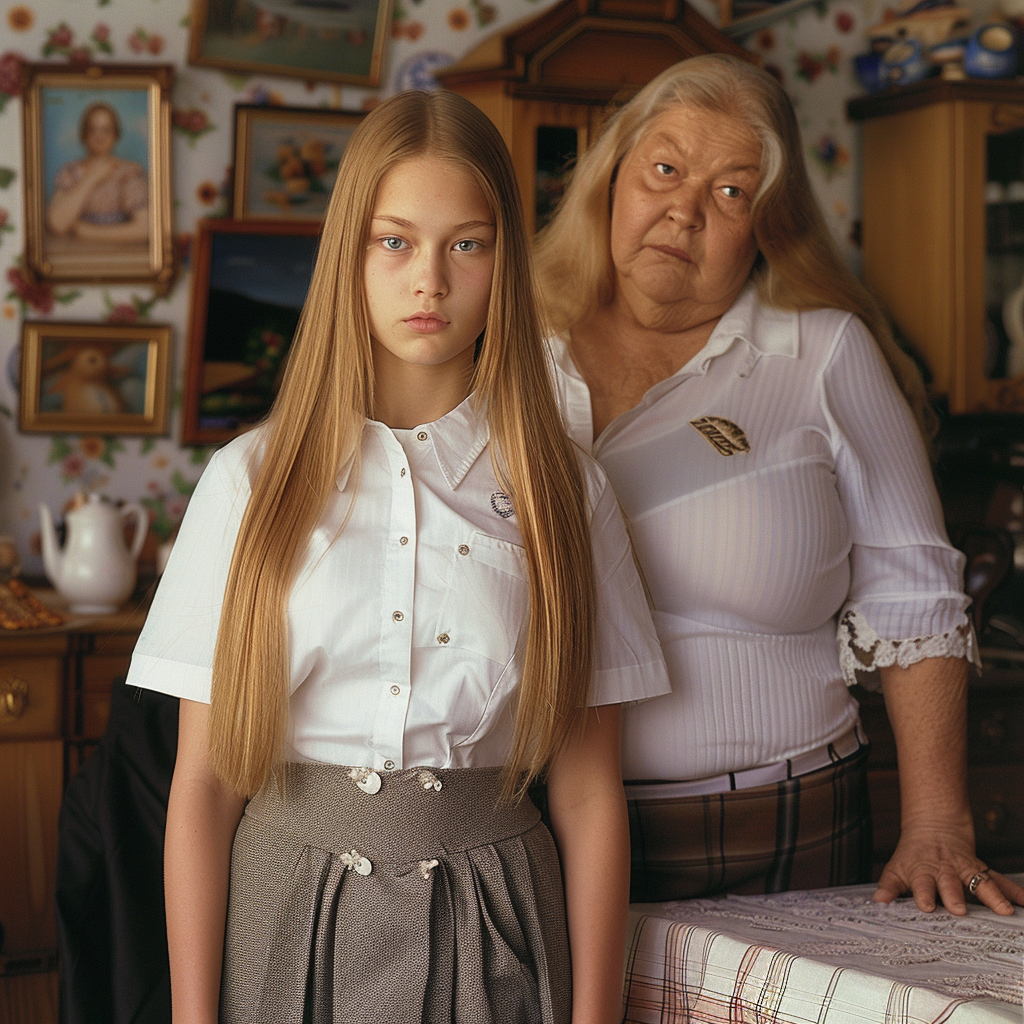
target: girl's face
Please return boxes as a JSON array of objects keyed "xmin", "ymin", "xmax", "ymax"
[{"xmin": 364, "ymin": 155, "xmax": 496, "ymax": 385}]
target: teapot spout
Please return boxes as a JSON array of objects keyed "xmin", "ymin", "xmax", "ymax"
[{"xmin": 38, "ymin": 503, "xmax": 63, "ymax": 587}]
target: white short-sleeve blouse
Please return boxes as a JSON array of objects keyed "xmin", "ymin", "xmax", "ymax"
[
  {"xmin": 549, "ymin": 283, "xmax": 977, "ymax": 782},
  {"xmin": 126, "ymin": 395, "xmax": 670, "ymax": 771}
]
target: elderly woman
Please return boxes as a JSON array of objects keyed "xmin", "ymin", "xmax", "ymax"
[{"xmin": 536, "ymin": 54, "xmax": 1024, "ymax": 916}]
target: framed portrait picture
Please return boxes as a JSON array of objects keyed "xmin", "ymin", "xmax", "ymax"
[
  {"xmin": 189, "ymin": 0, "xmax": 393, "ymax": 86},
  {"xmin": 19, "ymin": 321, "xmax": 172, "ymax": 435},
  {"xmin": 21, "ymin": 63, "xmax": 175, "ymax": 292},
  {"xmin": 183, "ymin": 218, "xmax": 320, "ymax": 445},
  {"xmin": 232, "ymin": 105, "xmax": 363, "ymax": 221}
]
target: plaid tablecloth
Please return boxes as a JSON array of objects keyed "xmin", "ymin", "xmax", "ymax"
[{"xmin": 624, "ymin": 878, "xmax": 1024, "ymax": 1024}]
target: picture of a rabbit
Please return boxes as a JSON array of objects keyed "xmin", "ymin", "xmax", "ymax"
[{"xmin": 42, "ymin": 341, "xmax": 142, "ymax": 415}]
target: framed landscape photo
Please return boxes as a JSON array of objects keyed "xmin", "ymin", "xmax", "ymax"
[
  {"xmin": 189, "ymin": 0, "xmax": 394, "ymax": 86},
  {"xmin": 232, "ymin": 105, "xmax": 363, "ymax": 221},
  {"xmin": 20, "ymin": 321, "xmax": 172, "ymax": 435},
  {"xmin": 183, "ymin": 218, "xmax": 320, "ymax": 445},
  {"xmin": 21, "ymin": 63, "xmax": 175, "ymax": 291}
]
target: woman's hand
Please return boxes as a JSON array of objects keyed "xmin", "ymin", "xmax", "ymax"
[
  {"xmin": 874, "ymin": 655, "xmax": 1024, "ymax": 915},
  {"xmin": 547, "ymin": 704, "xmax": 629, "ymax": 1024},
  {"xmin": 875, "ymin": 820, "xmax": 1024, "ymax": 915}
]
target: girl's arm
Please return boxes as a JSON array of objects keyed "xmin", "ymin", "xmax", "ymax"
[
  {"xmin": 165, "ymin": 698, "xmax": 247, "ymax": 1024},
  {"xmin": 547, "ymin": 704, "xmax": 629, "ymax": 1024}
]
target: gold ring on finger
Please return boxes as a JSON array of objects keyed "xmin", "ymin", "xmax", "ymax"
[{"xmin": 968, "ymin": 871, "xmax": 988, "ymax": 895}]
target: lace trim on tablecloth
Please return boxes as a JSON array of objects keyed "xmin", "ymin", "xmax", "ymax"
[
  {"xmin": 837, "ymin": 609, "xmax": 980, "ymax": 688},
  {"xmin": 655, "ymin": 884, "xmax": 1024, "ymax": 1004}
]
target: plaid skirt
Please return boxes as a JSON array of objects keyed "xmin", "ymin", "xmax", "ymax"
[
  {"xmin": 627, "ymin": 744, "xmax": 873, "ymax": 903},
  {"xmin": 221, "ymin": 764, "xmax": 570, "ymax": 1024}
]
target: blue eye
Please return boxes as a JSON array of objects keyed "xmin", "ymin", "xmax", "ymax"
[
  {"xmin": 721, "ymin": 185, "xmax": 742, "ymax": 199},
  {"xmin": 382, "ymin": 236, "xmax": 405, "ymax": 251},
  {"xmin": 453, "ymin": 239, "xmax": 479, "ymax": 253}
]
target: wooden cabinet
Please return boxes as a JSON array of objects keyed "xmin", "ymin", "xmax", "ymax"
[
  {"xmin": 849, "ymin": 79, "xmax": 1024, "ymax": 414},
  {"xmin": 854, "ymin": 668, "xmax": 1024, "ymax": 877},
  {"xmin": 0, "ymin": 599, "xmax": 146, "ymax": 1023},
  {"xmin": 436, "ymin": 0, "xmax": 754, "ymax": 234}
]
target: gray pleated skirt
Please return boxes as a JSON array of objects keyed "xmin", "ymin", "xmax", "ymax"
[{"xmin": 220, "ymin": 763, "xmax": 570, "ymax": 1024}]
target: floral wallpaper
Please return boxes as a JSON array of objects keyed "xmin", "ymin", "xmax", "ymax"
[{"xmin": 0, "ymin": 0, "xmax": 882, "ymax": 577}]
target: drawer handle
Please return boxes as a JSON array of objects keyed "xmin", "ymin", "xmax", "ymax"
[
  {"xmin": 0, "ymin": 676, "xmax": 28, "ymax": 718},
  {"xmin": 983, "ymin": 801, "xmax": 1008, "ymax": 834}
]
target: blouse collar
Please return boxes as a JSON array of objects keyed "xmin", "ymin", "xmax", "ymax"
[{"xmin": 339, "ymin": 394, "xmax": 490, "ymax": 493}]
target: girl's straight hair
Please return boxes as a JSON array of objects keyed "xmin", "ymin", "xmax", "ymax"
[
  {"xmin": 534, "ymin": 53, "xmax": 935, "ymax": 440},
  {"xmin": 207, "ymin": 90, "xmax": 595, "ymax": 799}
]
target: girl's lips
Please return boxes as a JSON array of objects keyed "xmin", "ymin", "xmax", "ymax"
[{"xmin": 404, "ymin": 314, "xmax": 449, "ymax": 334}]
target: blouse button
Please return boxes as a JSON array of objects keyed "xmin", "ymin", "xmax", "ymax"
[
  {"xmin": 383, "ymin": 759, "xmax": 396, "ymax": 770},
  {"xmin": 417, "ymin": 431, "xmax": 428, "ymax": 441},
  {"xmin": 437, "ymin": 633, "xmax": 450, "ymax": 645},
  {"xmin": 400, "ymin": 536, "xmax": 409, "ymax": 545},
  {"xmin": 355, "ymin": 771, "xmax": 381, "ymax": 795},
  {"xmin": 390, "ymin": 684, "xmax": 401, "ymax": 695},
  {"xmin": 353, "ymin": 855, "xmax": 373, "ymax": 876},
  {"xmin": 392, "ymin": 610, "xmax": 404, "ymax": 622},
  {"xmin": 457, "ymin": 544, "xmax": 469, "ymax": 556}
]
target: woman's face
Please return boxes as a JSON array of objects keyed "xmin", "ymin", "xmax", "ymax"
[
  {"xmin": 609, "ymin": 104, "xmax": 762, "ymax": 328},
  {"xmin": 83, "ymin": 108, "xmax": 118, "ymax": 157}
]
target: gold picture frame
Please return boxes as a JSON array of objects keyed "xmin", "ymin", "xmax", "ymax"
[
  {"xmin": 189, "ymin": 0, "xmax": 394, "ymax": 87},
  {"xmin": 21, "ymin": 63, "xmax": 175, "ymax": 293},
  {"xmin": 20, "ymin": 321, "xmax": 172, "ymax": 435},
  {"xmin": 232, "ymin": 104, "xmax": 364, "ymax": 221}
]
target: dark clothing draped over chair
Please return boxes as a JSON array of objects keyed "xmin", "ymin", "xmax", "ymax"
[{"xmin": 55, "ymin": 678, "xmax": 177, "ymax": 1024}]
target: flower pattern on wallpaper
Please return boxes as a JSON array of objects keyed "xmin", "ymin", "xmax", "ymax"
[
  {"xmin": 6, "ymin": 265, "xmax": 80, "ymax": 315},
  {"xmin": 796, "ymin": 45, "xmax": 842, "ymax": 83},
  {"xmin": 7, "ymin": 6, "xmax": 34, "ymax": 32},
  {"xmin": 49, "ymin": 435, "xmax": 124, "ymax": 485},
  {"xmin": 809, "ymin": 133, "xmax": 851, "ymax": 180},
  {"xmin": 0, "ymin": 51, "xmax": 26, "ymax": 113},
  {"xmin": 172, "ymin": 105, "xmax": 217, "ymax": 145},
  {"xmin": 0, "ymin": 0, "xmax": 872, "ymax": 572},
  {"xmin": 142, "ymin": 469, "xmax": 197, "ymax": 541},
  {"xmin": 102, "ymin": 290, "xmax": 164, "ymax": 323}
]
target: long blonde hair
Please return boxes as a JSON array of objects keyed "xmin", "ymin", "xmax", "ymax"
[
  {"xmin": 534, "ymin": 54, "xmax": 935, "ymax": 439},
  {"xmin": 208, "ymin": 90, "xmax": 595, "ymax": 798}
]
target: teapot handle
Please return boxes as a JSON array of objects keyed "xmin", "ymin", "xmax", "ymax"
[{"xmin": 121, "ymin": 502, "xmax": 149, "ymax": 561}]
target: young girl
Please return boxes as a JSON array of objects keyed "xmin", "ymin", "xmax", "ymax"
[{"xmin": 127, "ymin": 90, "xmax": 669, "ymax": 1024}]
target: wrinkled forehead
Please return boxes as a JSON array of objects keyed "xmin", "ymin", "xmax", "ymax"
[{"xmin": 632, "ymin": 103, "xmax": 762, "ymax": 166}]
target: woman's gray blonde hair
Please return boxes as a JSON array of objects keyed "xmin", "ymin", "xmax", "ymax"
[{"xmin": 534, "ymin": 53, "xmax": 934, "ymax": 439}]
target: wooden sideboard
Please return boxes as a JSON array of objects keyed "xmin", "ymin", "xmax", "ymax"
[
  {"xmin": 0, "ymin": 594, "xmax": 147, "ymax": 1024},
  {"xmin": 854, "ymin": 660, "xmax": 1024, "ymax": 879}
]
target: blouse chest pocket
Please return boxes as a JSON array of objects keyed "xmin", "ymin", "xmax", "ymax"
[{"xmin": 433, "ymin": 532, "xmax": 529, "ymax": 666}]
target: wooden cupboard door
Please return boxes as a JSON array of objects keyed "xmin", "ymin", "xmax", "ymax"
[
  {"xmin": 0, "ymin": 742, "xmax": 61, "ymax": 953},
  {"xmin": 0, "ymin": 970, "xmax": 58, "ymax": 1024}
]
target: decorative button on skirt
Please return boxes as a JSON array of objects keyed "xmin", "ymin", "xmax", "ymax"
[{"xmin": 220, "ymin": 763, "xmax": 570, "ymax": 1024}]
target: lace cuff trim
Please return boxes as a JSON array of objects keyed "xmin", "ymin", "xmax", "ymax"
[{"xmin": 837, "ymin": 608, "xmax": 980, "ymax": 688}]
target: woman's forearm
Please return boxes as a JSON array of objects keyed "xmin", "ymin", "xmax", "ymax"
[
  {"xmin": 74, "ymin": 209, "xmax": 150, "ymax": 242},
  {"xmin": 166, "ymin": 699, "xmax": 246, "ymax": 1024},
  {"xmin": 547, "ymin": 706, "xmax": 629, "ymax": 1024},
  {"xmin": 881, "ymin": 655, "xmax": 971, "ymax": 830},
  {"xmin": 46, "ymin": 160, "xmax": 115, "ymax": 234}
]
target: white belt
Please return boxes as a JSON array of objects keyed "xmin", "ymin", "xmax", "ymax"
[{"xmin": 623, "ymin": 724, "xmax": 867, "ymax": 801}]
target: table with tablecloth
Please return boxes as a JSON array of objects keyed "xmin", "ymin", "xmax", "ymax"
[{"xmin": 624, "ymin": 877, "xmax": 1024, "ymax": 1024}]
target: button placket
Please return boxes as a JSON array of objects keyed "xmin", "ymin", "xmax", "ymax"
[{"xmin": 371, "ymin": 434, "xmax": 417, "ymax": 772}]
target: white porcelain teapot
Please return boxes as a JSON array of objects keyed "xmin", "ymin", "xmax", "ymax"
[{"xmin": 39, "ymin": 493, "xmax": 147, "ymax": 614}]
